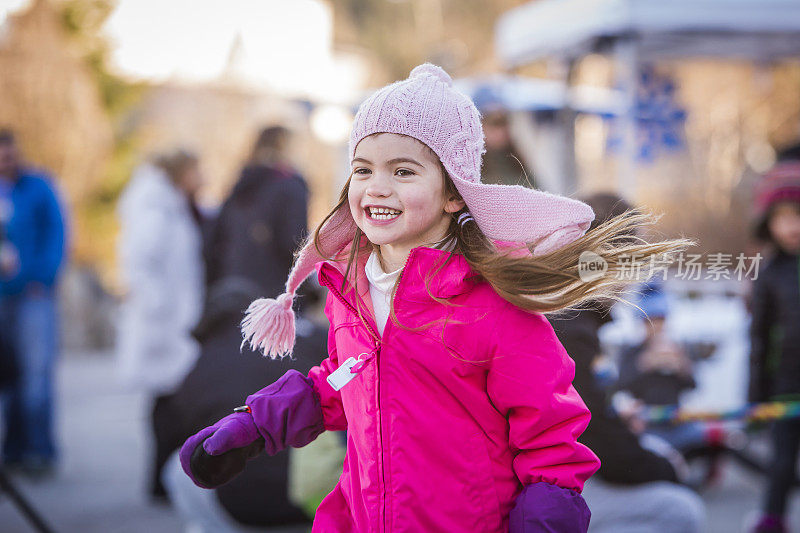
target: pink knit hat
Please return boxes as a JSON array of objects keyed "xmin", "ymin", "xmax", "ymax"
[
  {"xmin": 242, "ymin": 63, "xmax": 595, "ymax": 358},
  {"xmin": 753, "ymin": 160, "xmax": 800, "ymax": 240}
]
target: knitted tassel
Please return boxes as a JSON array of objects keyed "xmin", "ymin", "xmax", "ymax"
[{"xmin": 240, "ymin": 292, "xmax": 296, "ymax": 359}]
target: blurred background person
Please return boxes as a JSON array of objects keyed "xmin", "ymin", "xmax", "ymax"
[
  {"xmin": 0, "ymin": 128, "xmax": 66, "ymax": 477},
  {"xmin": 549, "ymin": 192, "xmax": 705, "ymax": 533},
  {"xmin": 615, "ymin": 281, "xmax": 702, "ymax": 452},
  {"xmin": 748, "ymin": 145, "xmax": 800, "ymax": 533},
  {"xmin": 204, "ymin": 126, "xmax": 309, "ymax": 298},
  {"xmin": 160, "ymin": 125, "xmax": 329, "ymax": 532},
  {"xmin": 480, "ymin": 109, "xmax": 535, "ymax": 188},
  {"xmin": 617, "ymin": 281, "xmax": 696, "ymax": 408},
  {"xmin": 116, "ymin": 149, "xmax": 206, "ymax": 501}
]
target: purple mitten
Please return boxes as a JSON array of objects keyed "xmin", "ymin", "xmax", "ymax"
[
  {"xmin": 179, "ymin": 411, "xmax": 259, "ymax": 488},
  {"xmin": 179, "ymin": 369, "xmax": 325, "ymax": 488},
  {"xmin": 246, "ymin": 369, "xmax": 325, "ymax": 454},
  {"xmin": 509, "ymin": 482, "xmax": 591, "ymax": 533}
]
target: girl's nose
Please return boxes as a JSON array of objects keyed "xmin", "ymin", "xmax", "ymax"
[{"xmin": 365, "ymin": 172, "xmax": 392, "ymax": 198}]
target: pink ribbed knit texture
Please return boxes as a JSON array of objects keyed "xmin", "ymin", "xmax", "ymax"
[{"xmin": 241, "ymin": 63, "xmax": 595, "ymax": 358}]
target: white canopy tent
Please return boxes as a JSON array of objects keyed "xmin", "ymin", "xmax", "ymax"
[
  {"xmin": 497, "ymin": 0, "xmax": 800, "ymax": 66},
  {"xmin": 453, "ymin": 75, "xmax": 622, "ymax": 115},
  {"xmin": 494, "ymin": 0, "xmax": 800, "ymax": 195}
]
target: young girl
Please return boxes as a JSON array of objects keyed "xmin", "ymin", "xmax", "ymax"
[
  {"xmin": 749, "ymin": 155, "xmax": 800, "ymax": 533},
  {"xmin": 180, "ymin": 64, "xmax": 690, "ymax": 532}
]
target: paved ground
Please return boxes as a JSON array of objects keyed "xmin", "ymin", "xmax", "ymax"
[
  {"xmin": 0, "ymin": 351, "xmax": 183, "ymax": 533},
  {"xmin": 0, "ymin": 349, "xmax": 799, "ymax": 532}
]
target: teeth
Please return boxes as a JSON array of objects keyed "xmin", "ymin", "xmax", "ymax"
[{"xmin": 368, "ymin": 207, "xmax": 401, "ymax": 220}]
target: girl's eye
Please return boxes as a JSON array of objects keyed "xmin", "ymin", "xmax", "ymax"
[
  {"xmin": 353, "ymin": 168, "xmax": 371, "ymax": 176},
  {"xmin": 395, "ymin": 168, "xmax": 415, "ymax": 177}
]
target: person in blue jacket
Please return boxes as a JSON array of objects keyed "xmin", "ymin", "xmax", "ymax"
[{"xmin": 0, "ymin": 129, "xmax": 66, "ymax": 475}]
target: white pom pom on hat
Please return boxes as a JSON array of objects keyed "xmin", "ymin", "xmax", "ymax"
[{"xmin": 409, "ymin": 63, "xmax": 453, "ymax": 85}]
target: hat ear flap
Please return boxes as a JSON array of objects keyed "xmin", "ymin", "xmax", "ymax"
[{"xmin": 532, "ymin": 223, "xmax": 591, "ymax": 256}]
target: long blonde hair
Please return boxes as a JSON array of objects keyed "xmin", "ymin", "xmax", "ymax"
[{"xmin": 313, "ymin": 161, "xmax": 693, "ymax": 324}]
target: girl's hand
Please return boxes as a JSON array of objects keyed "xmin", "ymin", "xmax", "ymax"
[
  {"xmin": 509, "ymin": 482, "xmax": 590, "ymax": 533},
  {"xmin": 179, "ymin": 412, "xmax": 261, "ymax": 488},
  {"xmin": 202, "ymin": 411, "xmax": 261, "ymax": 456},
  {"xmin": 179, "ymin": 369, "xmax": 326, "ymax": 489}
]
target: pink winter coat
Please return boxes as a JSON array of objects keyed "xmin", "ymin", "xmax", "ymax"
[{"xmin": 309, "ymin": 246, "xmax": 600, "ymax": 532}]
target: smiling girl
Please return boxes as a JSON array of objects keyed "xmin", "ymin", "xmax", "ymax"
[{"xmin": 179, "ymin": 64, "xmax": 691, "ymax": 532}]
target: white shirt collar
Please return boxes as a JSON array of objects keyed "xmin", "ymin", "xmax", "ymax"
[{"xmin": 365, "ymin": 251, "xmax": 402, "ymax": 295}]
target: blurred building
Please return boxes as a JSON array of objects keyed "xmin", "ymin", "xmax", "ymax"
[{"xmin": 495, "ymin": 0, "xmax": 800, "ymax": 254}]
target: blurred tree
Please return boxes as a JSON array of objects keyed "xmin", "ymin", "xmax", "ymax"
[
  {"xmin": 0, "ymin": 0, "xmax": 110, "ymax": 200},
  {"xmin": 0, "ymin": 0, "xmax": 147, "ymax": 284},
  {"xmin": 60, "ymin": 0, "xmax": 149, "ymax": 284}
]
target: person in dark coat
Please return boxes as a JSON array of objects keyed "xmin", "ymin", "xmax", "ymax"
[
  {"xmin": 205, "ymin": 126, "xmax": 309, "ymax": 299},
  {"xmin": 161, "ymin": 277, "xmax": 326, "ymax": 530},
  {"xmin": 615, "ymin": 280, "xmax": 705, "ymax": 453},
  {"xmin": 616, "ymin": 282, "xmax": 696, "ymax": 409},
  {"xmin": 749, "ymin": 146, "xmax": 800, "ymax": 533},
  {"xmin": 549, "ymin": 193, "xmax": 705, "ymax": 532}
]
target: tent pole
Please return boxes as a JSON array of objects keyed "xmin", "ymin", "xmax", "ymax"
[
  {"xmin": 551, "ymin": 56, "xmax": 579, "ymax": 196},
  {"xmin": 614, "ymin": 35, "xmax": 640, "ymax": 202}
]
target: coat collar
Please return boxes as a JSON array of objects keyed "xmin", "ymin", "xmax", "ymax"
[
  {"xmin": 398, "ymin": 247, "xmax": 479, "ymax": 301},
  {"xmin": 318, "ymin": 245, "xmax": 479, "ymax": 308}
]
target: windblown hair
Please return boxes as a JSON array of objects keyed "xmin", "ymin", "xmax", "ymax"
[{"xmin": 312, "ymin": 151, "xmax": 693, "ymax": 323}]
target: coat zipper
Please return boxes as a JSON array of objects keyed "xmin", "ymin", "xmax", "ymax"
[
  {"xmin": 319, "ymin": 250, "xmax": 417, "ymax": 533},
  {"xmin": 318, "ymin": 273, "xmax": 380, "ymax": 342},
  {"xmin": 319, "ymin": 270, "xmax": 386, "ymax": 531},
  {"xmin": 379, "ymin": 252, "xmax": 412, "ymax": 533}
]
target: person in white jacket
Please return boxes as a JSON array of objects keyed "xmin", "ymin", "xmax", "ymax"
[{"xmin": 116, "ymin": 149, "xmax": 205, "ymax": 500}]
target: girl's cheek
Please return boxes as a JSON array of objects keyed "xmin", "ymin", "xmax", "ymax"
[
  {"xmin": 348, "ymin": 186, "xmax": 364, "ymax": 221},
  {"xmin": 404, "ymin": 185, "xmax": 443, "ymax": 218}
]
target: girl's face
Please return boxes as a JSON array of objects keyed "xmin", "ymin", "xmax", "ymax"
[
  {"xmin": 768, "ymin": 201, "xmax": 800, "ymax": 254},
  {"xmin": 348, "ymin": 133, "xmax": 464, "ymax": 269}
]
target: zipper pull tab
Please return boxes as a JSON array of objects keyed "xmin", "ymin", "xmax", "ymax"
[
  {"xmin": 350, "ymin": 347, "xmax": 377, "ymax": 374},
  {"xmin": 325, "ymin": 348, "xmax": 378, "ymax": 391}
]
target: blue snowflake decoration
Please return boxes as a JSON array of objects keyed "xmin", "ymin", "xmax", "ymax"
[{"xmin": 606, "ymin": 65, "xmax": 687, "ymax": 163}]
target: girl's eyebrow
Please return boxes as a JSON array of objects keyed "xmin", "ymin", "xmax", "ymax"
[
  {"xmin": 388, "ymin": 157, "xmax": 425, "ymax": 168},
  {"xmin": 351, "ymin": 156, "xmax": 425, "ymax": 168}
]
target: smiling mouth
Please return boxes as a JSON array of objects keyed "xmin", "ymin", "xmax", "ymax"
[{"xmin": 366, "ymin": 206, "xmax": 402, "ymax": 221}]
